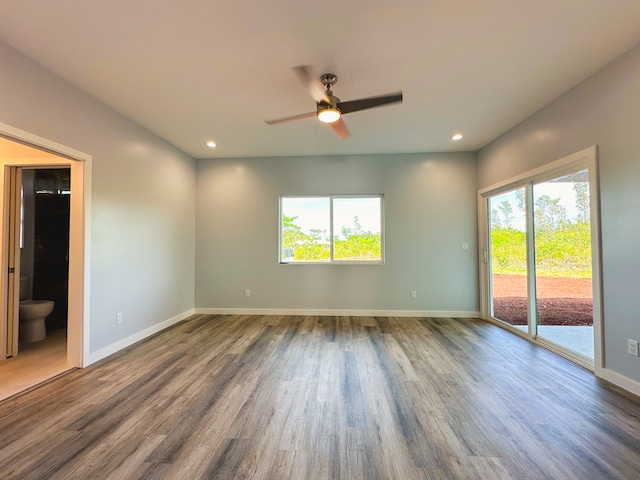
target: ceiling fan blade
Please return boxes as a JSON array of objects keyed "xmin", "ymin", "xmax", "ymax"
[
  {"xmin": 265, "ymin": 111, "xmax": 317, "ymax": 125},
  {"xmin": 329, "ymin": 118, "xmax": 350, "ymax": 139},
  {"xmin": 338, "ymin": 92, "xmax": 403, "ymax": 115},
  {"xmin": 293, "ymin": 65, "xmax": 330, "ymax": 104}
]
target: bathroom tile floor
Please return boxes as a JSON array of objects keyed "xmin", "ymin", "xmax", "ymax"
[{"xmin": 0, "ymin": 329, "xmax": 72, "ymax": 402}]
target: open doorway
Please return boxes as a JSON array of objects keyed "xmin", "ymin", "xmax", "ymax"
[
  {"xmin": 23, "ymin": 168, "xmax": 71, "ymax": 339},
  {"xmin": 0, "ymin": 128, "xmax": 89, "ymax": 401},
  {"xmin": 7, "ymin": 169, "xmax": 72, "ymax": 388},
  {"xmin": 1, "ymin": 165, "xmax": 72, "ymax": 399}
]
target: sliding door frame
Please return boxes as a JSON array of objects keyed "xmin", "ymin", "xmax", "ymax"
[{"xmin": 478, "ymin": 146, "xmax": 603, "ymax": 372}]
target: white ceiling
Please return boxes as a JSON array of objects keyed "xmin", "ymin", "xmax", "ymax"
[{"xmin": 1, "ymin": 1, "xmax": 640, "ymax": 159}]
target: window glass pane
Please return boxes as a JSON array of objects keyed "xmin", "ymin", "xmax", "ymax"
[
  {"xmin": 489, "ymin": 187, "xmax": 528, "ymax": 332},
  {"xmin": 532, "ymin": 169, "xmax": 593, "ymax": 358},
  {"xmin": 333, "ymin": 197, "xmax": 382, "ymax": 261},
  {"xmin": 281, "ymin": 197, "xmax": 330, "ymax": 262}
]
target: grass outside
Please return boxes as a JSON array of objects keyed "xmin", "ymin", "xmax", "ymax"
[{"xmin": 491, "ymin": 224, "xmax": 592, "ymax": 278}]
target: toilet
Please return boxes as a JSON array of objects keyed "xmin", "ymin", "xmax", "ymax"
[{"xmin": 18, "ymin": 277, "xmax": 55, "ymax": 343}]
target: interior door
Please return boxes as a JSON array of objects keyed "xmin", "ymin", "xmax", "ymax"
[{"xmin": 5, "ymin": 167, "xmax": 21, "ymax": 358}]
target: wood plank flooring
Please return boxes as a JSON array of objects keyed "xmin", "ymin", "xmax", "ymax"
[
  {"xmin": 0, "ymin": 328, "xmax": 70, "ymax": 401},
  {"xmin": 0, "ymin": 315, "xmax": 639, "ymax": 479}
]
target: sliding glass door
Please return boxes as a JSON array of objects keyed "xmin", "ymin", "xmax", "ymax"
[
  {"xmin": 481, "ymin": 149, "xmax": 600, "ymax": 366},
  {"xmin": 488, "ymin": 187, "xmax": 528, "ymax": 332},
  {"xmin": 532, "ymin": 170, "xmax": 593, "ymax": 358}
]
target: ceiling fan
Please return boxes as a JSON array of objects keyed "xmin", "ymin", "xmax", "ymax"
[{"xmin": 264, "ymin": 65, "xmax": 403, "ymax": 139}]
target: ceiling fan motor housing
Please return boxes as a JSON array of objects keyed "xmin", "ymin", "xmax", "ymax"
[
  {"xmin": 320, "ymin": 73, "xmax": 337, "ymax": 88},
  {"xmin": 317, "ymin": 92, "xmax": 341, "ymax": 109},
  {"xmin": 318, "ymin": 73, "xmax": 340, "ymax": 112}
]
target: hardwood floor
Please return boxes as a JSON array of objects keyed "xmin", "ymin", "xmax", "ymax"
[
  {"xmin": 0, "ymin": 328, "xmax": 70, "ymax": 401},
  {"xmin": 0, "ymin": 315, "xmax": 639, "ymax": 479}
]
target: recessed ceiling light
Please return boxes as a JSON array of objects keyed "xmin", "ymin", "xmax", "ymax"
[
  {"xmin": 451, "ymin": 133, "xmax": 463, "ymax": 141},
  {"xmin": 206, "ymin": 140, "xmax": 217, "ymax": 148}
]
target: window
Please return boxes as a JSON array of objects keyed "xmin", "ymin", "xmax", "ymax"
[{"xmin": 280, "ymin": 195, "xmax": 384, "ymax": 264}]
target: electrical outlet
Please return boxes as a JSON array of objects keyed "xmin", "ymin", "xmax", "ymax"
[
  {"xmin": 410, "ymin": 290, "xmax": 417, "ymax": 299},
  {"xmin": 628, "ymin": 339, "xmax": 639, "ymax": 356},
  {"xmin": 244, "ymin": 289, "xmax": 251, "ymax": 298},
  {"xmin": 116, "ymin": 312, "xmax": 123, "ymax": 325},
  {"xmin": 460, "ymin": 242, "xmax": 469, "ymax": 251}
]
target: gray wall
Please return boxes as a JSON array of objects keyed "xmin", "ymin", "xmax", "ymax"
[
  {"xmin": 0, "ymin": 40, "xmax": 197, "ymax": 353},
  {"xmin": 196, "ymin": 153, "xmax": 479, "ymax": 314},
  {"xmin": 478, "ymin": 43, "xmax": 640, "ymax": 384}
]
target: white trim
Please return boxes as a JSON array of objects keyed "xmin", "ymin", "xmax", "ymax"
[
  {"xmin": 0, "ymin": 123, "xmax": 91, "ymax": 368},
  {"xmin": 587, "ymin": 150, "xmax": 604, "ymax": 373},
  {"xmin": 478, "ymin": 146, "xmax": 597, "ymax": 196},
  {"xmin": 525, "ymin": 182, "xmax": 537, "ymax": 338},
  {"xmin": 87, "ymin": 309, "xmax": 195, "ymax": 365},
  {"xmin": 195, "ymin": 308, "xmax": 481, "ymax": 318},
  {"xmin": 477, "ymin": 192, "xmax": 490, "ymax": 318},
  {"xmin": 0, "ymin": 123, "xmax": 88, "ymax": 161},
  {"xmin": 597, "ymin": 368, "xmax": 640, "ymax": 398},
  {"xmin": 79, "ymin": 155, "xmax": 92, "ymax": 367}
]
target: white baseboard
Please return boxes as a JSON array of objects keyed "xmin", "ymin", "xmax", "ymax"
[
  {"xmin": 596, "ymin": 368, "xmax": 640, "ymax": 398},
  {"xmin": 86, "ymin": 308, "xmax": 196, "ymax": 366},
  {"xmin": 195, "ymin": 307, "xmax": 481, "ymax": 318}
]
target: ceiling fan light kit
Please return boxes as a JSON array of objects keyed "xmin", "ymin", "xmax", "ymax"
[
  {"xmin": 265, "ymin": 65, "xmax": 402, "ymax": 138},
  {"xmin": 317, "ymin": 106, "xmax": 341, "ymax": 123}
]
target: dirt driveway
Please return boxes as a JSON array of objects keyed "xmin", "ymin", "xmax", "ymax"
[
  {"xmin": 491, "ymin": 274, "xmax": 593, "ymax": 326},
  {"xmin": 492, "ymin": 274, "xmax": 592, "ymax": 298}
]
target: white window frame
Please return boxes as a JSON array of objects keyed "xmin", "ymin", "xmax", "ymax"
[{"xmin": 279, "ymin": 194, "xmax": 385, "ymax": 265}]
